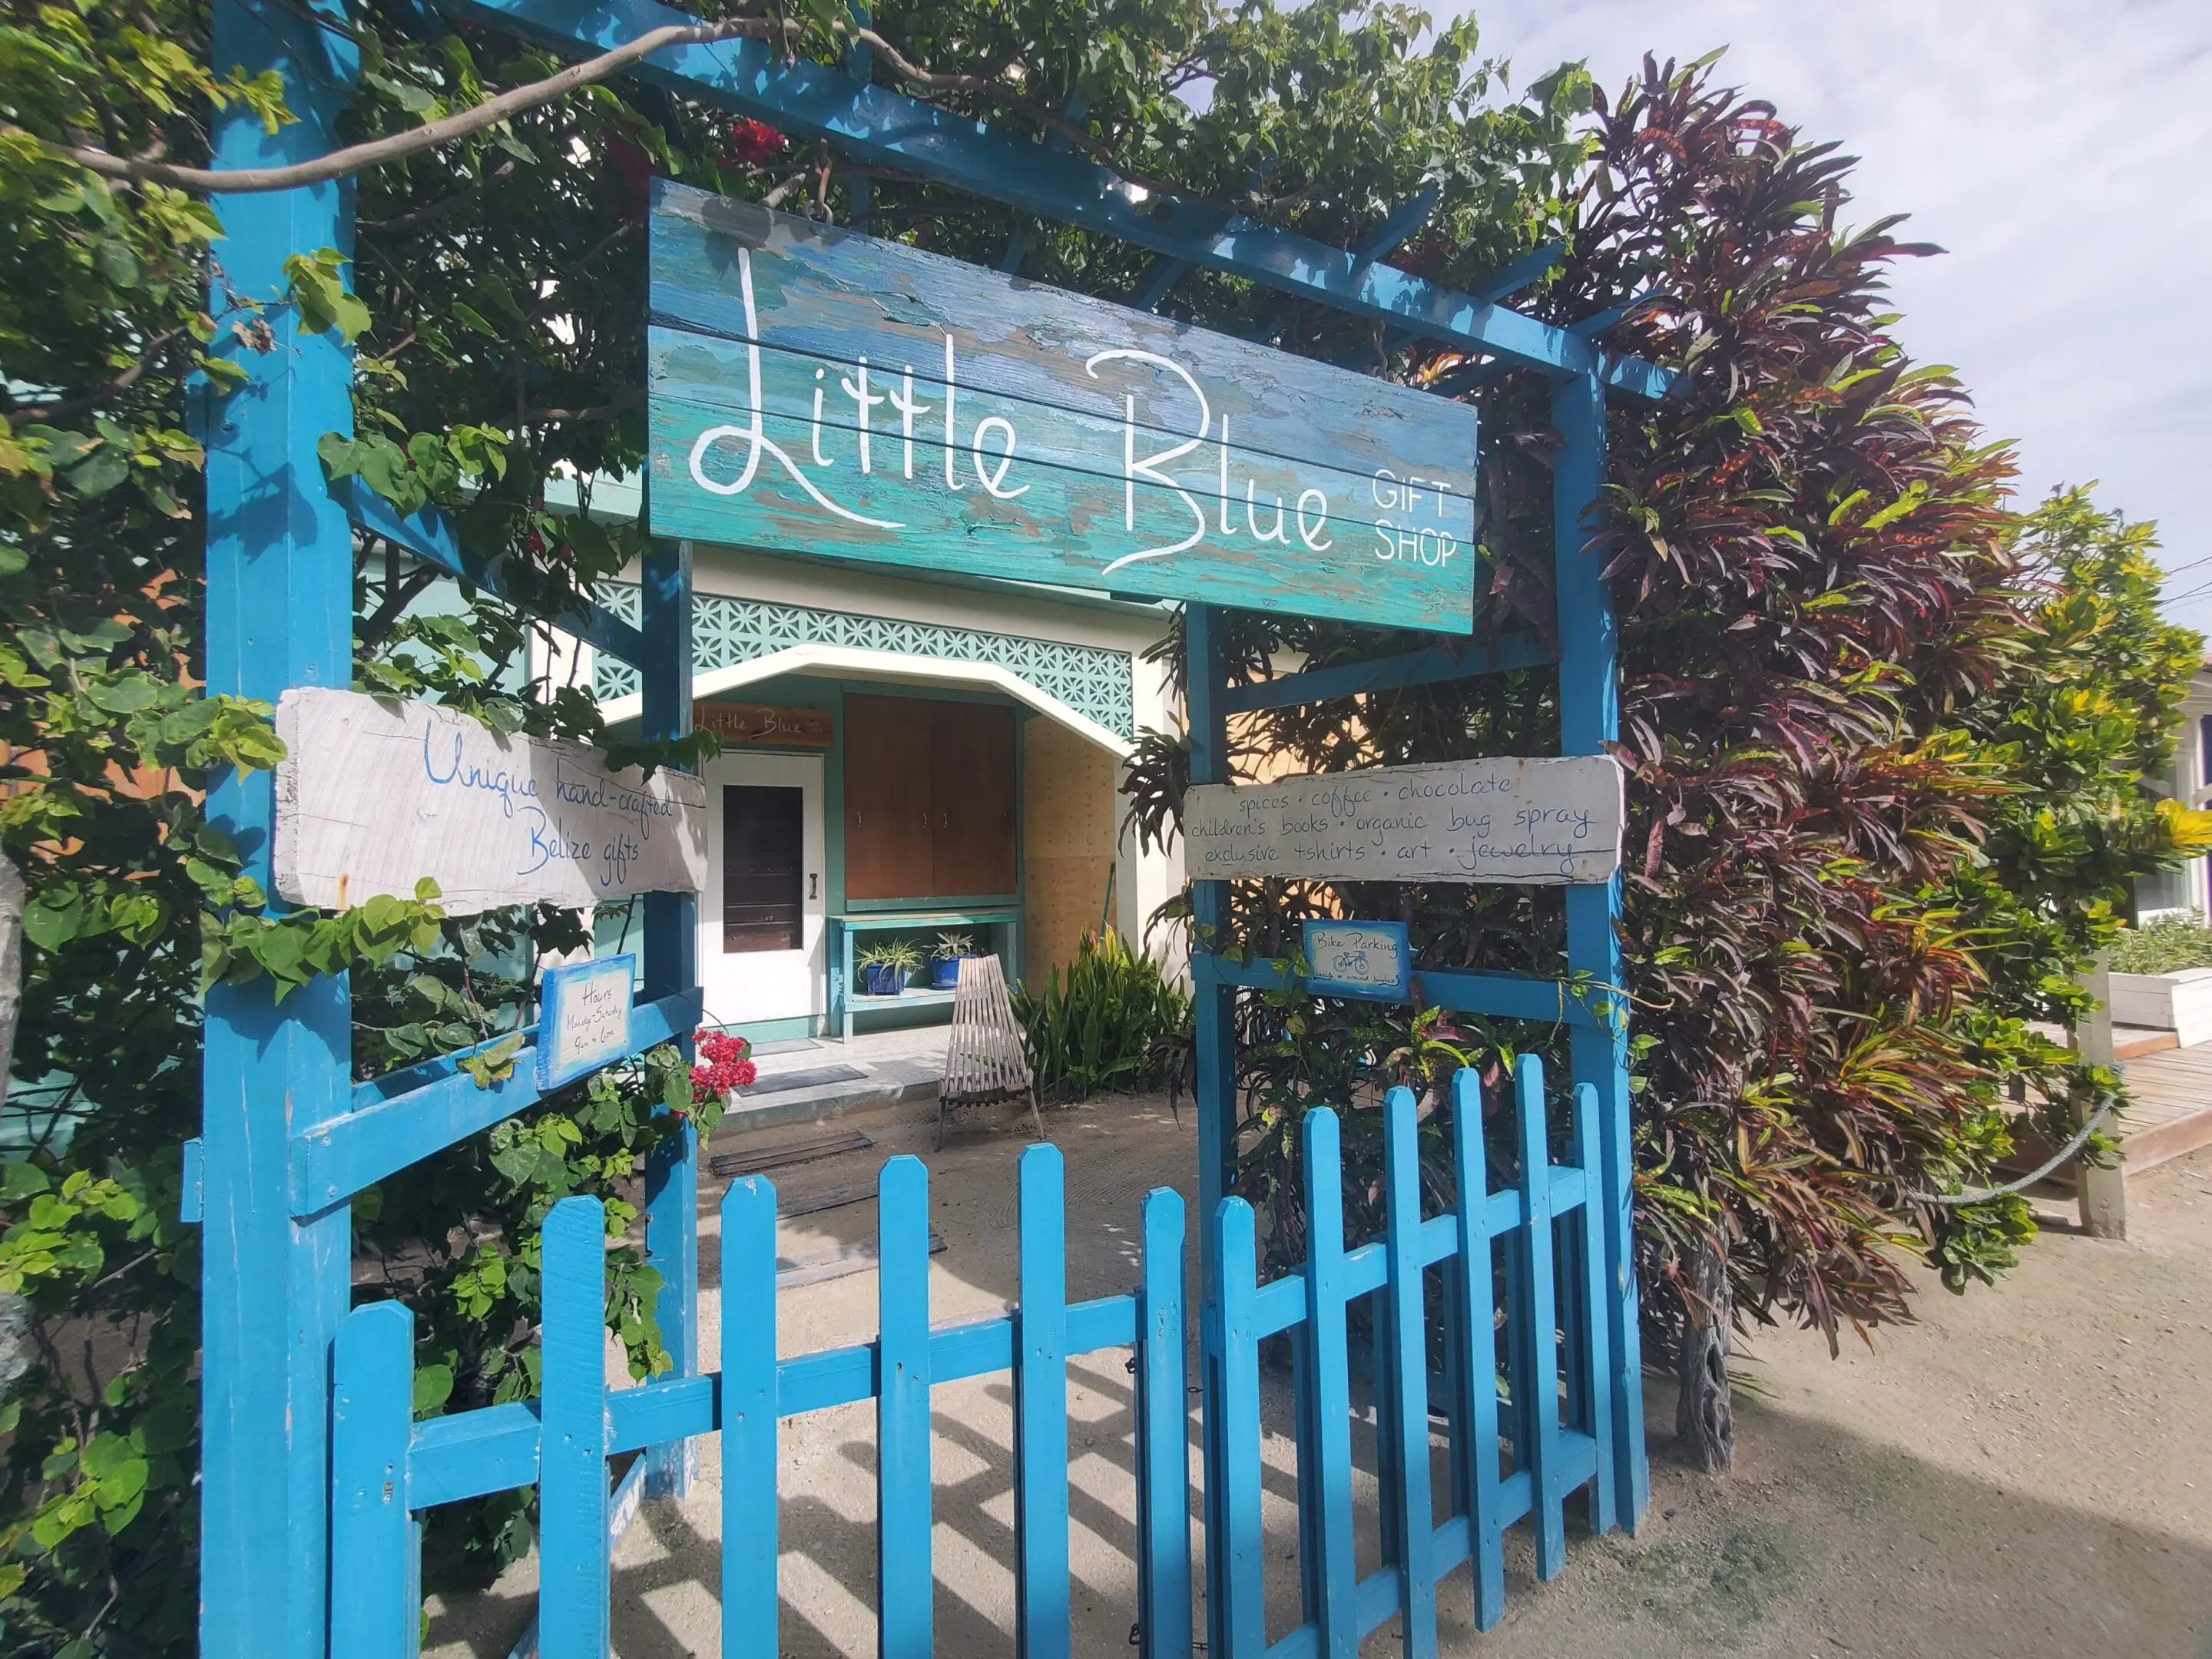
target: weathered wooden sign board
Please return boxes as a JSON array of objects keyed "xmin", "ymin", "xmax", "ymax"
[
  {"xmin": 1184, "ymin": 756, "xmax": 1623, "ymax": 885},
  {"xmin": 647, "ymin": 182, "xmax": 1479, "ymax": 633},
  {"xmin": 273, "ymin": 689, "xmax": 708, "ymax": 915},
  {"xmin": 692, "ymin": 699, "xmax": 832, "ymax": 747},
  {"xmin": 1303, "ymin": 919, "xmax": 1412, "ymax": 998},
  {"xmin": 536, "ymin": 954, "xmax": 637, "ymax": 1090}
]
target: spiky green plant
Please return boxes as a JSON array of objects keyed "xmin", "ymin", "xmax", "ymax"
[{"xmin": 1013, "ymin": 929, "xmax": 1191, "ymax": 1101}]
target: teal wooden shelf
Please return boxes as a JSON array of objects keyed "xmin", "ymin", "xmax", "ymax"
[{"xmin": 830, "ymin": 909, "xmax": 1022, "ymax": 1041}]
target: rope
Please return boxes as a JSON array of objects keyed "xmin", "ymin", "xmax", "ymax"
[{"xmin": 1903, "ymin": 1098, "xmax": 2119, "ymax": 1206}]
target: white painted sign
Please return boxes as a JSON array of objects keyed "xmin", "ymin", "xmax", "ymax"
[
  {"xmin": 1184, "ymin": 757, "xmax": 1623, "ymax": 885},
  {"xmin": 536, "ymin": 955, "xmax": 637, "ymax": 1090},
  {"xmin": 273, "ymin": 688, "xmax": 708, "ymax": 915}
]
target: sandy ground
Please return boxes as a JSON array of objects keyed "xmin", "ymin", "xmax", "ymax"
[{"xmin": 423, "ymin": 1092, "xmax": 2212, "ymax": 1658}]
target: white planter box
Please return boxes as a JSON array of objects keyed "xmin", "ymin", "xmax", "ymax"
[{"xmin": 2108, "ymin": 967, "xmax": 2212, "ymax": 1047}]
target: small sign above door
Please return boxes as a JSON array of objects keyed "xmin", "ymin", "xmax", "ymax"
[{"xmin": 694, "ymin": 700, "xmax": 833, "ymax": 747}]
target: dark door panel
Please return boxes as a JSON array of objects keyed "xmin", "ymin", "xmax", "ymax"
[{"xmin": 723, "ymin": 784, "xmax": 803, "ymax": 952}]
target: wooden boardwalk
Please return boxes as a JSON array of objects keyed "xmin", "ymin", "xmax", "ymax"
[{"xmin": 2120, "ymin": 1041, "xmax": 2212, "ymax": 1172}]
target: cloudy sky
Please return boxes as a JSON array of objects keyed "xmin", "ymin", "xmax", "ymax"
[{"xmin": 1457, "ymin": 1, "xmax": 2212, "ymax": 632}]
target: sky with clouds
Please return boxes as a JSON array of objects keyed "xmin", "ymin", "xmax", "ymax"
[{"xmin": 1452, "ymin": 1, "xmax": 2212, "ymax": 633}]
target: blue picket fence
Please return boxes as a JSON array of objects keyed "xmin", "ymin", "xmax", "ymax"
[{"xmin": 327, "ymin": 1058, "xmax": 1614, "ymax": 1656}]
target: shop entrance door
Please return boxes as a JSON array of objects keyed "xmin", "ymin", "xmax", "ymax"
[{"xmin": 700, "ymin": 750, "xmax": 826, "ymax": 1029}]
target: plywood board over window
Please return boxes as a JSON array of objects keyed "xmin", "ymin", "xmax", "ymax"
[{"xmin": 844, "ymin": 694, "xmax": 1016, "ymax": 900}]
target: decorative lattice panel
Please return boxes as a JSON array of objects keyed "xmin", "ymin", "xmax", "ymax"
[{"xmin": 591, "ymin": 586, "xmax": 1134, "ymax": 739}]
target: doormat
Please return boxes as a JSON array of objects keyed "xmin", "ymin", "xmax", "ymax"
[
  {"xmin": 709, "ymin": 1130, "xmax": 871, "ymax": 1179},
  {"xmin": 747, "ymin": 1037, "xmax": 820, "ymax": 1057},
  {"xmin": 737, "ymin": 1064, "xmax": 866, "ymax": 1098}
]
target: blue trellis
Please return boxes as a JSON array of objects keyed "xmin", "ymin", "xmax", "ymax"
[
  {"xmin": 591, "ymin": 584, "xmax": 1137, "ymax": 738},
  {"xmin": 193, "ymin": 0, "xmax": 1675, "ymax": 1650}
]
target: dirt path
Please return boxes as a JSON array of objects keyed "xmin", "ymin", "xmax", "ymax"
[{"xmin": 424, "ymin": 1094, "xmax": 2212, "ymax": 1657}]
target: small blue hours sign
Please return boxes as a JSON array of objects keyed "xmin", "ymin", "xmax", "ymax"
[
  {"xmin": 647, "ymin": 183, "xmax": 1479, "ymax": 634},
  {"xmin": 536, "ymin": 955, "xmax": 637, "ymax": 1091}
]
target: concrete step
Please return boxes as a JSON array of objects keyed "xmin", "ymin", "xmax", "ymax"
[{"xmin": 717, "ymin": 1045, "xmax": 945, "ymax": 1134}]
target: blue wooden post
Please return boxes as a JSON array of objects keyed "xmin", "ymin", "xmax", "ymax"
[
  {"xmin": 1447, "ymin": 1069, "xmax": 1505, "ymax": 1628},
  {"xmin": 1551, "ymin": 367, "xmax": 1648, "ymax": 1531},
  {"xmin": 1299, "ymin": 1111, "xmax": 1357, "ymax": 1655},
  {"xmin": 1015, "ymin": 1144, "xmax": 1071, "ymax": 1659},
  {"xmin": 1508, "ymin": 1058, "xmax": 1565, "ymax": 1578},
  {"xmin": 721, "ymin": 1177, "xmax": 780, "ymax": 1658},
  {"xmin": 1182, "ymin": 604, "xmax": 1237, "ymax": 1654},
  {"xmin": 198, "ymin": 2, "xmax": 358, "ymax": 1651},
  {"xmin": 1210, "ymin": 1196, "xmax": 1265, "ymax": 1657},
  {"xmin": 1572, "ymin": 1081, "xmax": 1618, "ymax": 1528},
  {"xmin": 641, "ymin": 532, "xmax": 699, "ymax": 1498},
  {"xmin": 1134, "ymin": 1188, "xmax": 1191, "ymax": 1659},
  {"xmin": 877, "ymin": 1156, "xmax": 933, "ymax": 1657},
  {"xmin": 1380, "ymin": 1087, "xmax": 1438, "ymax": 1654},
  {"xmin": 330, "ymin": 1303, "xmax": 420, "ymax": 1659},
  {"xmin": 540, "ymin": 1197, "xmax": 612, "ymax": 1659}
]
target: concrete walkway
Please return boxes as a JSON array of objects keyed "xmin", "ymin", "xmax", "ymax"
[{"xmin": 423, "ymin": 1095, "xmax": 2212, "ymax": 1658}]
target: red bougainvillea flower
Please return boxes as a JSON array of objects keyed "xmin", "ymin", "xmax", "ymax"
[
  {"xmin": 724, "ymin": 119, "xmax": 786, "ymax": 167},
  {"xmin": 690, "ymin": 1030, "xmax": 757, "ymax": 1105},
  {"xmin": 1397, "ymin": 233, "xmax": 1451, "ymax": 280},
  {"xmin": 607, "ymin": 134, "xmax": 654, "ymax": 202}
]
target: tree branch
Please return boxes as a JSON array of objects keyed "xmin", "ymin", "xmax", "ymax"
[
  {"xmin": 520, "ymin": 388, "xmax": 645, "ymax": 424},
  {"xmin": 357, "ymin": 561, "xmax": 442, "ymax": 651},
  {"xmin": 4, "ymin": 327, "xmax": 192, "ymax": 419},
  {"xmin": 10, "ymin": 18, "xmax": 805, "ymax": 194},
  {"xmin": 6, "ymin": 15, "xmax": 1217, "ymax": 210},
  {"xmin": 359, "ymin": 157, "xmax": 518, "ymax": 235}
]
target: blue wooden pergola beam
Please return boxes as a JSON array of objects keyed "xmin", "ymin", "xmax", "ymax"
[
  {"xmin": 346, "ymin": 479, "xmax": 653, "ymax": 667},
  {"xmin": 1570, "ymin": 286, "xmax": 1668, "ymax": 339},
  {"xmin": 288, "ymin": 989, "xmax": 704, "ymax": 1215},
  {"xmin": 1214, "ymin": 632, "xmax": 1551, "ymax": 715},
  {"xmin": 1128, "ymin": 254, "xmax": 1190, "ymax": 311},
  {"xmin": 1194, "ymin": 952, "xmax": 1602, "ymax": 1028},
  {"xmin": 1351, "ymin": 183, "xmax": 1440, "ymax": 261},
  {"xmin": 435, "ymin": 0, "xmax": 1671, "ymax": 399},
  {"xmin": 1465, "ymin": 240, "xmax": 1563, "ymax": 303}
]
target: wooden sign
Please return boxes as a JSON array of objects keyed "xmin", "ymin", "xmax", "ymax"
[
  {"xmin": 647, "ymin": 183, "xmax": 1479, "ymax": 634},
  {"xmin": 1184, "ymin": 756, "xmax": 1623, "ymax": 885},
  {"xmin": 535, "ymin": 955, "xmax": 637, "ymax": 1090},
  {"xmin": 273, "ymin": 688, "xmax": 708, "ymax": 916},
  {"xmin": 693, "ymin": 700, "xmax": 832, "ymax": 747},
  {"xmin": 1303, "ymin": 920, "xmax": 1412, "ymax": 999}
]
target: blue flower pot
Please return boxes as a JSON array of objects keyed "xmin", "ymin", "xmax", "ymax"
[
  {"xmin": 932, "ymin": 955, "xmax": 965, "ymax": 990},
  {"xmin": 860, "ymin": 963, "xmax": 904, "ymax": 996}
]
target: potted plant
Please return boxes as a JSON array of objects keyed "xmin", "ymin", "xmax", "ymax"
[
  {"xmin": 856, "ymin": 938, "xmax": 922, "ymax": 997},
  {"xmin": 930, "ymin": 930, "xmax": 977, "ymax": 990}
]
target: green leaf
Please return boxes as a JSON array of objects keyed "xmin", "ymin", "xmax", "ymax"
[
  {"xmin": 66, "ymin": 445, "xmax": 131, "ymax": 498},
  {"xmin": 461, "ymin": 1031, "xmax": 525, "ymax": 1090},
  {"xmin": 412, "ymin": 1363, "xmax": 455, "ymax": 1415},
  {"xmin": 22, "ymin": 894, "xmax": 86, "ymax": 951}
]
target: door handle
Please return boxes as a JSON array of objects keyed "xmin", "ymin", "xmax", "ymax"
[{"xmin": 808, "ymin": 873, "xmax": 819, "ymax": 900}]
